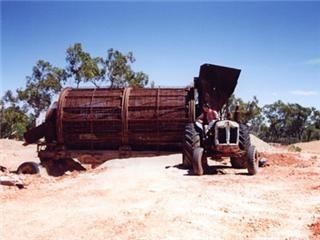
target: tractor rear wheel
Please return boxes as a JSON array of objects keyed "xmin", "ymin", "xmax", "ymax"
[
  {"xmin": 182, "ymin": 123, "xmax": 200, "ymax": 169},
  {"xmin": 239, "ymin": 124, "xmax": 251, "ymax": 150},
  {"xmin": 230, "ymin": 124, "xmax": 250, "ymax": 169}
]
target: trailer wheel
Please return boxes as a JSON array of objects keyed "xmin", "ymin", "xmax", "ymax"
[
  {"xmin": 182, "ymin": 123, "xmax": 200, "ymax": 169},
  {"xmin": 247, "ymin": 145, "xmax": 259, "ymax": 175},
  {"xmin": 193, "ymin": 147, "xmax": 204, "ymax": 176},
  {"xmin": 17, "ymin": 162, "xmax": 40, "ymax": 175}
]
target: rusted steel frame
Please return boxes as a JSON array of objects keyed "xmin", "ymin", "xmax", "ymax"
[
  {"xmin": 62, "ymin": 119, "xmax": 121, "ymax": 123},
  {"xmin": 89, "ymin": 88, "xmax": 97, "ymax": 150},
  {"xmin": 67, "ymin": 94, "xmax": 118, "ymax": 99},
  {"xmin": 127, "ymin": 118, "xmax": 187, "ymax": 122},
  {"xmin": 156, "ymin": 108, "xmax": 187, "ymax": 118},
  {"xmin": 128, "ymin": 133, "xmax": 184, "ymax": 139},
  {"xmin": 57, "ymin": 87, "xmax": 72, "ymax": 145},
  {"xmin": 126, "ymin": 105, "xmax": 180, "ymax": 110},
  {"xmin": 121, "ymin": 88, "xmax": 131, "ymax": 146},
  {"xmin": 66, "ymin": 92, "xmax": 121, "ymax": 98},
  {"xmin": 129, "ymin": 93, "xmax": 186, "ymax": 97},
  {"xmin": 63, "ymin": 106, "xmax": 120, "ymax": 109},
  {"xmin": 38, "ymin": 149, "xmax": 178, "ymax": 164},
  {"xmin": 156, "ymin": 88, "xmax": 160, "ymax": 150}
]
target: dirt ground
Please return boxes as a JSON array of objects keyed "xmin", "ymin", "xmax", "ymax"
[{"xmin": 1, "ymin": 138, "xmax": 320, "ymax": 240}]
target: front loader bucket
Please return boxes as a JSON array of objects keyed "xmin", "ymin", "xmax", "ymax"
[{"xmin": 195, "ymin": 63, "xmax": 241, "ymax": 111}]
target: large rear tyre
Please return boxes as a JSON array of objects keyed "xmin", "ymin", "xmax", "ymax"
[
  {"xmin": 247, "ymin": 145, "xmax": 259, "ymax": 175},
  {"xmin": 239, "ymin": 124, "xmax": 251, "ymax": 150},
  {"xmin": 182, "ymin": 123, "xmax": 200, "ymax": 169},
  {"xmin": 193, "ymin": 147, "xmax": 205, "ymax": 176},
  {"xmin": 230, "ymin": 124, "xmax": 250, "ymax": 169},
  {"xmin": 17, "ymin": 162, "xmax": 40, "ymax": 175}
]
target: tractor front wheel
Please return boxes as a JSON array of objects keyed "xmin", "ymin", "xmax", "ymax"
[
  {"xmin": 247, "ymin": 145, "xmax": 259, "ymax": 175},
  {"xmin": 193, "ymin": 147, "xmax": 205, "ymax": 176}
]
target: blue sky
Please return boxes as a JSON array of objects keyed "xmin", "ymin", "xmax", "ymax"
[{"xmin": 1, "ymin": 1, "xmax": 320, "ymax": 108}]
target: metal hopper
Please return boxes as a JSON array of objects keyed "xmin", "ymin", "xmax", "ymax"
[{"xmin": 195, "ymin": 63, "xmax": 241, "ymax": 111}]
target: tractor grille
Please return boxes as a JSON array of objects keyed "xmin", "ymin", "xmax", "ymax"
[
  {"xmin": 230, "ymin": 127, "xmax": 238, "ymax": 144},
  {"xmin": 215, "ymin": 121, "xmax": 239, "ymax": 145},
  {"xmin": 218, "ymin": 128, "xmax": 227, "ymax": 143}
]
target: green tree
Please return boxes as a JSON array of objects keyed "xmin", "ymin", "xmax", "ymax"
[
  {"xmin": 284, "ymin": 103, "xmax": 311, "ymax": 142},
  {"xmin": 239, "ymin": 96, "xmax": 262, "ymax": 125},
  {"xmin": 310, "ymin": 108, "xmax": 320, "ymax": 129},
  {"xmin": 65, "ymin": 43, "xmax": 149, "ymax": 88},
  {"xmin": 262, "ymin": 100, "xmax": 287, "ymax": 142},
  {"xmin": 0, "ymin": 91, "xmax": 31, "ymax": 139},
  {"xmin": 17, "ymin": 60, "xmax": 67, "ymax": 118},
  {"xmin": 304, "ymin": 108, "xmax": 320, "ymax": 141},
  {"xmin": 262, "ymin": 101, "xmax": 313, "ymax": 143},
  {"xmin": 65, "ymin": 43, "xmax": 103, "ymax": 88},
  {"xmin": 104, "ymin": 48, "xmax": 148, "ymax": 88}
]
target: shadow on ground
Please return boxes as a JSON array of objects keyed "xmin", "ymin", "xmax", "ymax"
[
  {"xmin": 167, "ymin": 164, "xmax": 236, "ymax": 176},
  {"xmin": 41, "ymin": 158, "xmax": 86, "ymax": 177}
]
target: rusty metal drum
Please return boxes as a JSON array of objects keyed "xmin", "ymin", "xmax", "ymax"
[{"xmin": 56, "ymin": 87, "xmax": 194, "ymax": 151}]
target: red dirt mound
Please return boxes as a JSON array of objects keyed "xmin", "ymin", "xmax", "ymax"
[
  {"xmin": 291, "ymin": 140, "xmax": 320, "ymax": 154},
  {"xmin": 261, "ymin": 152, "xmax": 301, "ymax": 166},
  {"xmin": 309, "ymin": 219, "xmax": 320, "ymax": 239}
]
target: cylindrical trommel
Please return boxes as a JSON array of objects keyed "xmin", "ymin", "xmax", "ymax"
[{"xmin": 56, "ymin": 87, "xmax": 193, "ymax": 151}]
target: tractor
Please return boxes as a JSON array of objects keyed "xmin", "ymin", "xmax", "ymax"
[{"xmin": 182, "ymin": 64, "xmax": 259, "ymax": 175}]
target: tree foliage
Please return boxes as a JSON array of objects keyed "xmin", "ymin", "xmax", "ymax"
[
  {"xmin": 0, "ymin": 91, "xmax": 31, "ymax": 139},
  {"xmin": 221, "ymin": 96, "xmax": 319, "ymax": 144},
  {"xmin": 104, "ymin": 48, "xmax": 148, "ymax": 88},
  {"xmin": 261, "ymin": 101, "xmax": 316, "ymax": 143},
  {"xmin": 305, "ymin": 109, "xmax": 320, "ymax": 141},
  {"xmin": 65, "ymin": 43, "xmax": 149, "ymax": 88},
  {"xmin": 66, "ymin": 43, "xmax": 103, "ymax": 88},
  {"xmin": 17, "ymin": 60, "xmax": 67, "ymax": 118}
]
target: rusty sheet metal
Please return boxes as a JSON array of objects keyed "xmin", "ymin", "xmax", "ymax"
[{"xmin": 56, "ymin": 87, "xmax": 193, "ymax": 151}]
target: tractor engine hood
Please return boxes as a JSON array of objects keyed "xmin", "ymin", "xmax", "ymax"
[{"xmin": 195, "ymin": 63, "xmax": 241, "ymax": 111}]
